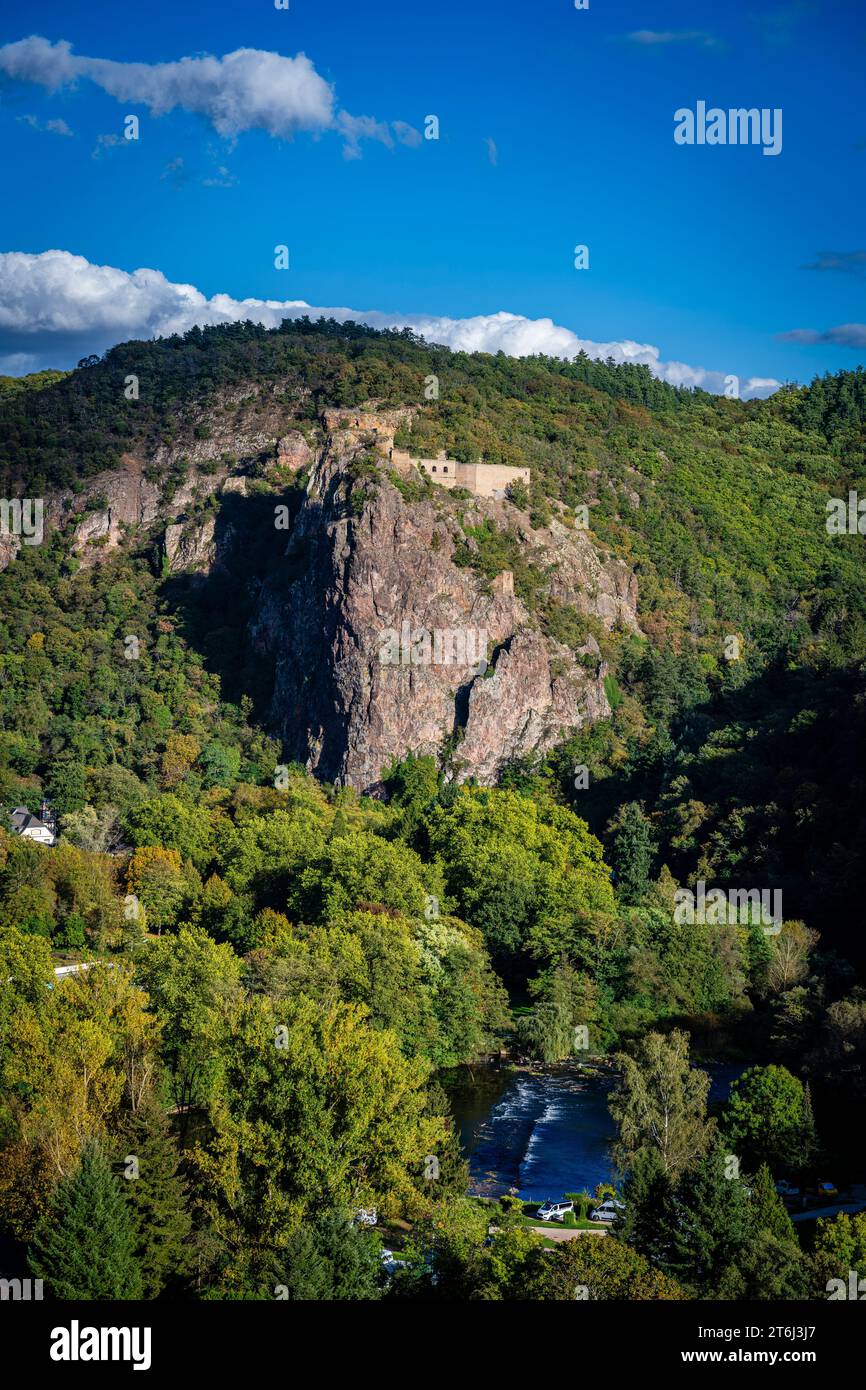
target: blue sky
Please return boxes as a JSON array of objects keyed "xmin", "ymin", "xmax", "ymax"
[{"xmin": 0, "ymin": 0, "xmax": 863, "ymax": 392}]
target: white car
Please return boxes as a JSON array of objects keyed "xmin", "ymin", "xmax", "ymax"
[
  {"xmin": 775, "ymin": 1180, "xmax": 800, "ymax": 1198},
  {"xmin": 590, "ymin": 1199, "xmax": 625, "ymax": 1222},
  {"xmin": 536, "ymin": 1200, "xmax": 574, "ymax": 1222},
  {"xmin": 380, "ymin": 1249, "xmax": 408, "ymax": 1276}
]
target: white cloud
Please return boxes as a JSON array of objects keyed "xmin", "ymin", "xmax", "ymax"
[
  {"xmin": 0, "ymin": 35, "xmax": 420, "ymax": 156},
  {"xmin": 336, "ymin": 111, "xmax": 394, "ymax": 160},
  {"xmin": 0, "ymin": 250, "xmax": 781, "ymax": 398},
  {"xmin": 392, "ymin": 121, "xmax": 423, "ymax": 149},
  {"xmin": 0, "ymin": 351, "xmax": 43, "ymax": 375},
  {"xmin": 16, "ymin": 112, "xmax": 73, "ymax": 136}
]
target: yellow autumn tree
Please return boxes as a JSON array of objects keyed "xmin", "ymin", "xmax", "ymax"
[
  {"xmin": 159, "ymin": 734, "xmax": 201, "ymax": 789},
  {"xmin": 126, "ymin": 845, "xmax": 189, "ymax": 934}
]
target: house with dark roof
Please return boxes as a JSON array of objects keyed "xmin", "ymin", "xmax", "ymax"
[{"xmin": 9, "ymin": 805, "xmax": 56, "ymax": 847}]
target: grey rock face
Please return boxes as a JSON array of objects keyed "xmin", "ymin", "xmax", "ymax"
[
  {"xmin": 3, "ymin": 387, "xmax": 641, "ymax": 791},
  {"xmin": 253, "ymin": 439, "xmax": 640, "ymax": 792}
]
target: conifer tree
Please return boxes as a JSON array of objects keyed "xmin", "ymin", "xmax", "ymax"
[
  {"xmin": 671, "ymin": 1145, "xmax": 749, "ymax": 1292},
  {"xmin": 620, "ymin": 1150, "xmax": 679, "ymax": 1267},
  {"xmin": 119, "ymin": 1095, "xmax": 192, "ymax": 1298},
  {"xmin": 609, "ymin": 802, "xmax": 655, "ymax": 905},
  {"xmin": 750, "ymin": 1162, "xmax": 797, "ymax": 1244},
  {"xmin": 29, "ymin": 1141, "xmax": 142, "ymax": 1299},
  {"xmin": 272, "ymin": 1210, "xmax": 383, "ymax": 1301}
]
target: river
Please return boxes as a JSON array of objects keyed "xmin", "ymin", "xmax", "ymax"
[{"xmin": 451, "ymin": 1061, "xmax": 745, "ymax": 1202}]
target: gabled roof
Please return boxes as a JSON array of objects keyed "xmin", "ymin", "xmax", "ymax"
[{"xmin": 10, "ymin": 807, "xmax": 50, "ymax": 834}]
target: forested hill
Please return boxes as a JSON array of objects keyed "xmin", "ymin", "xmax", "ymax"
[
  {"xmin": 0, "ymin": 320, "xmax": 864, "ymax": 969},
  {"xmin": 2, "ymin": 320, "xmax": 865, "ymax": 655}
]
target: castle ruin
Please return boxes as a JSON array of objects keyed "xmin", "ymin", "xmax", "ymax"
[{"xmin": 322, "ymin": 407, "xmax": 530, "ymax": 500}]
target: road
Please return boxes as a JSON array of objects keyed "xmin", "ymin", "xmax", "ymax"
[
  {"xmin": 529, "ymin": 1226, "xmax": 608, "ymax": 1241},
  {"xmin": 790, "ymin": 1185, "xmax": 866, "ymax": 1223}
]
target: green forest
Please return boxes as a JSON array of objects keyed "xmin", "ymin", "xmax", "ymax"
[{"xmin": 1, "ymin": 321, "xmax": 864, "ymax": 1301}]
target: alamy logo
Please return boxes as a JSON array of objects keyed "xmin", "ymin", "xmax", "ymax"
[
  {"xmin": 0, "ymin": 1276, "xmax": 43, "ymax": 1300},
  {"xmin": 378, "ymin": 621, "xmax": 488, "ymax": 671},
  {"xmin": 827, "ymin": 1269, "xmax": 866, "ymax": 1300},
  {"xmin": 674, "ymin": 102, "xmax": 782, "ymax": 156},
  {"xmin": 826, "ymin": 492, "xmax": 866, "ymax": 535},
  {"xmin": 50, "ymin": 1321, "xmax": 152, "ymax": 1371},
  {"xmin": 0, "ymin": 497, "xmax": 43, "ymax": 545},
  {"xmin": 674, "ymin": 880, "xmax": 783, "ymax": 934}
]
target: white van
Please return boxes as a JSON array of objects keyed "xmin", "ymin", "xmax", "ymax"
[
  {"xmin": 536, "ymin": 1200, "xmax": 574, "ymax": 1222},
  {"xmin": 590, "ymin": 1199, "xmax": 625, "ymax": 1222}
]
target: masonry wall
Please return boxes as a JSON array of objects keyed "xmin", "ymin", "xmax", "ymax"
[
  {"xmin": 388, "ymin": 448, "xmax": 530, "ymax": 498},
  {"xmin": 457, "ymin": 463, "xmax": 531, "ymax": 498},
  {"xmin": 417, "ymin": 457, "xmax": 458, "ymax": 487}
]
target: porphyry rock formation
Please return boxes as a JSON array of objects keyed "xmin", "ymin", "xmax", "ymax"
[
  {"xmin": 251, "ymin": 428, "xmax": 641, "ymax": 792},
  {"xmin": 2, "ymin": 385, "xmax": 641, "ymax": 791},
  {"xmin": 0, "ymin": 532, "xmax": 21, "ymax": 572},
  {"xmin": 67, "ymin": 456, "xmax": 161, "ymax": 565},
  {"xmin": 163, "ymin": 516, "xmax": 217, "ymax": 574}
]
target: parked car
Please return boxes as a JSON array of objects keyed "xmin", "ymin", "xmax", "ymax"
[
  {"xmin": 380, "ymin": 1249, "xmax": 407, "ymax": 1275},
  {"xmin": 354, "ymin": 1207, "xmax": 378, "ymax": 1226},
  {"xmin": 775, "ymin": 1180, "xmax": 801, "ymax": 1197},
  {"xmin": 811, "ymin": 1182, "xmax": 839, "ymax": 1200},
  {"xmin": 536, "ymin": 1199, "xmax": 575, "ymax": 1222},
  {"xmin": 590, "ymin": 1199, "xmax": 625, "ymax": 1222}
]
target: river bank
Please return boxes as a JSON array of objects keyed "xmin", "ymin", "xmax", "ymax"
[{"xmin": 448, "ymin": 1059, "xmax": 747, "ymax": 1202}]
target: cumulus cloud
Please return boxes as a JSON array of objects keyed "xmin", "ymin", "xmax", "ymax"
[
  {"xmin": 0, "ymin": 250, "xmax": 780, "ymax": 398},
  {"xmin": 0, "ymin": 35, "xmax": 420, "ymax": 157},
  {"xmin": 779, "ymin": 324, "xmax": 866, "ymax": 348},
  {"xmin": 91, "ymin": 131, "xmax": 134, "ymax": 159}
]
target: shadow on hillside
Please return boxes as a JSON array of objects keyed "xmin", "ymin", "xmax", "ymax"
[
  {"xmin": 157, "ymin": 486, "xmax": 306, "ymax": 729},
  {"xmin": 566, "ymin": 656, "xmax": 866, "ymax": 966}
]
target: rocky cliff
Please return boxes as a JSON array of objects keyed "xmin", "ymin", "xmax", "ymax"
[
  {"xmin": 250, "ymin": 420, "xmax": 641, "ymax": 791},
  {"xmin": 2, "ymin": 390, "xmax": 641, "ymax": 792}
]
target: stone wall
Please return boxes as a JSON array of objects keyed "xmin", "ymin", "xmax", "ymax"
[
  {"xmin": 457, "ymin": 462, "xmax": 530, "ymax": 498},
  {"xmin": 389, "ymin": 448, "xmax": 530, "ymax": 497},
  {"xmin": 417, "ymin": 454, "xmax": 459, "ymax": 487}
]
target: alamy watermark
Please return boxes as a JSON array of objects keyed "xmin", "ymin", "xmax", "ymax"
[
  {"xmin": 0, "ymin": 1277, "xmax": 43, "ymax": 1300},
  {"xmin": 674, "ymin": 880, "xmax": 782, "ymax": 934},
  {"xmin": 826, "ymin": 492, "xmax": 866, "ymax": 535},
  {"xmin": 674, "ymin": 102, "xmax": 782, "ymax": 156},
  {"xmin": 0, "ymin": 497, "xmax": 43, "ymax": 546},
  {"xmin": 827, "ymin": 1270, "xmax": 866, "ymax": 1300},
  {"xmin": 377, "ymin": 621, "xmax": 488, "ymax": 672}
]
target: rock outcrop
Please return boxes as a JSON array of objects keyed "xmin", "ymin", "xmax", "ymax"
[
  {"xmin": 2, "ymin": 388, "xmax": 642, "ymax": 791},
  {"xmin": 163, "ymin": 516, "xmax": 217, "ymax": 574},
  {"xmin": 67, "ymin": 456, "xmax": 161, "ymax": 565},
  {"xmin": 0, "ymin": 533, "xmax": 21, "ymax": 572},
  {"xmin": 251, "ymin": 431, "xmax": 641, "ymax": 792}
]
